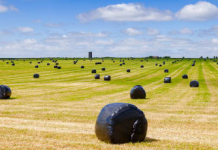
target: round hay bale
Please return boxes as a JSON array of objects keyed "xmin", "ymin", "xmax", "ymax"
[
  {"xmin": 120, "ymin": 64, "xmax": 122, "ymax": 66},
  {"xmin": 123, "ymin": 63, "xmax": 125, "ymax": 65},
  {"xmin": 159, "ymin": 64, "xmax": 162, "ymax": 67},
  {"xmin": 54, "ymin": 65, "xmax": 57, "ymax": 68},
  {"xmin": 164, "ymin": 69, "xmax": 169, "ymax": 73},
  {"xmin": 92, "ymin": 69, "xmax": 96, "ymax": 73},
  {"xmin": 95, "ymin": 103, "xmax": 148, "ymax": 144},
  {"xmin": 57, "ymin": 66, "xmax": 61, "ymax": 69},
  {"xmin": 35, "ymin": 65, "xmax": 38, "ymax": 68},
  {"xmin": 95, "ymin": 74, "xmax": 100, "ymax": 79},
  {"xmin": 38, "ymin": 62, "xmax": 40, "ymax": 64},
  {"xmin": 155, "ymin": 63, "xmax": 157, "ymax": 66},
  {"xmin": 56, "ymin": 63, "xmax": 59, "ymax": 65},
  {"xmin": 164, "ymin": 77, "xmax": 171, "ymax": 83},
  {"xmin": 190, "ymin": 80, "xmax": 199, "ymax": 87},
  {"xmin": 192, "ymin": 63, "xmax": 195, "ymax": 66},
  {"xmin": 6, "ymin": 62, "xmax": 9, "ymax": 64},
  {"xmin": 47, "ymin": 63, "xmax": 50, "ymax": 66},
  {"xmin": 140, "ymin": 65, "xmax": 144, "ymax": 68},
  {"xmin": 12, "ymin": 64, "xmax": 15, "ymax": 66},
  {"xmin": 33, "ymin": 73, "xmax": 40, "ymax": 78},
  {"xmin": 102, "ymin": 68, "xmax": 105, "ymax": 71},
  {"xmin": 130, "ymin": 85, "xmax": 146, "ymax": 99},
  {"xmin": 182, "ymin": 74, "xmax": 188, "ymax": 79},
  {"xmin": 81, "ymin": 66, "xmax": 84, "ymax": 68},
  {"xmin": 127, "ymin": 69, "xmax": 131, "ymax": 72},
  {"xmin": 104, "ymin": 75, "xmax": 111, "ymax": 81},
  {"xmin": 0, "ymin": 85, "xmax": 12, "ymax": 99},
  {"xmin": 30, "ymin": 62, "xmax": 32, "ymax": 64}
]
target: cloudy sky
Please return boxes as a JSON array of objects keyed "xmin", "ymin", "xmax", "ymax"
[{"xmin": 1, "ymin": 0, "xmax": 218, "ymax": 58}]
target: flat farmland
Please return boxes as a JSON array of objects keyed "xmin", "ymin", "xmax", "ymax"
[{"xmin": 0, "ymin": 58, "xmax": 218, "ymax": 150}]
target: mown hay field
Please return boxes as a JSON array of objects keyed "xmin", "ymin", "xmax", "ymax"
[{"xmin": 0, "ymin": 58, "xmax": 218, "ymax": 150}]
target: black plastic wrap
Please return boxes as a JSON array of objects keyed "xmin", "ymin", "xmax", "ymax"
[
  {"xmin": 95, "ymin": 74, "xmax": 100, "ymax": 79},
  {"xmin": 164, "ymin": 69, "xmax": 169, "ymax": 73},
  {"xmin": 47, "ymin": 63, "xmax": 50, "ymax": 66},
  {"xmin": 95, "ymin": 103, "xmax": 148, "ymax": 144},
  {"xmin": 190, "ymin": 80, "xmax": 199, "ymax": 87},
  {"xmin": 102, "ymin": 68, "xmax": 105, "ymax": 71},
  {"xmin": 81, "ymin": 66, "xmax": 84, "ymax": 68},
  {"xmin": 127, "ymin": 69, "xmax": 131, "ymax": 72},
  {"xmin": 140, "ymin": 65, "xmax": 144, "ymax": 68},
  {"xmin": 54, "ymin": 66, "xmax": 57, "ymax": 68},
  {"xmin": 0, "ymin": 85, "xmax": 12, "ymax": 99},
  {"xmin": 35, "ymin": 65, "xmax": 38, "ymax": 68},
  {"xmin": 33, "ymin": 74, "xmax": 40, "ymax": 78},
  {"xmin": 164, "ymin": 77, "xmax": 171, "ymax": 83},
  {"xmin": 130, "ymin": 85, "xmax": 146, "ymax": 99},
  {"xmin": 104, "ymin": 75, "xmax": 111, "ymax": 81},
  {"xmin": 92, "ymin": 69, "xmax": 96, "ymax": 73},
  {"xmin": 57, "ymin": 66, "xmax": 61, "ymax": 69},
  {"xmin": 182, "ymin": 74, "xmax": 188, "ymax": 79}
]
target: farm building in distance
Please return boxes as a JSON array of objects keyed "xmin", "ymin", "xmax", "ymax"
[{"xmin": 89, "ymin": 52, "xmax": 92, "ymax": 59}]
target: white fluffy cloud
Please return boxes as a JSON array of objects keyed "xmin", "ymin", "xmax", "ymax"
[
  {"xmin": 176, "ymin": 1, "xmax": 218, "ymax": 21},
  {"xmin": 0, "ymin": 4, "xmax": 8, "ymax": 12},
  {"xmin": 180, "ymin": 28, "xmax": 193, "ymax": 34},
  {"xmin": 123, "ymin": 28, "xmax": 142, "ymax": 36},
  {"xmin": 0, "ymin": 4, "xmax": 18, "ymax": 13},
  {"xmin": 1, "ymin": 30, "xmax": 218, "ymax": 58},
  {"xmin": 170, "ymin": 28, "xmax": 194, "ymax": 35},
  {"xmin": 146, "ymin": 28, "xmax": 160, "ymax": 35},
  {"xmin": 17, "ymin": 27, "xmax": 34, "ymax": 33},
  {"xmin": 77, "ymin": 3, "xmax": 174, "ymax": 22}
]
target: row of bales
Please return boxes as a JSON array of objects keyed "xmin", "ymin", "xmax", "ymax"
[{"xmin": 0, "ymin": 57, "xmax": 209, "ymax": 144}]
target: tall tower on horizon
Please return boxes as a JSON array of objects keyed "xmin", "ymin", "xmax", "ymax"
[{"xmin": 89, "ymin": 52, "xmax": 92, "ymax": 59}]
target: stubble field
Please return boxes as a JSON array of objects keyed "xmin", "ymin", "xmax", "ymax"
[{"xmin": 0, "ymin": 58, "xmax": 218, "ymax": 150}]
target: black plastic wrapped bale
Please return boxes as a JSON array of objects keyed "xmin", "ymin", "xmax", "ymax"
[
  {"xmin": 54, "ymin": 65, "xmax": 57, "ymax": 68},
  {"xmin": 164, "ymin": 69, "xmax": 169, "ymax": 73},
  {"xmin": 159, "ymin": 65, "xmax": 162, "ymax": 67},
  {"xmin": 130, "ymin": 85, "xmax": 146, "ymax": 99},
  {"xmin": 192, "ymin": 63, "xmax": 195, "ymax": 66},
  {"xmin": 56, "ymin": 63, "xmax": 59, "ymax": 65},
  {"xmin": 38, "ymin": 62, "xmax": 40, "ymax": 64},
  {"xmin": 12, "ymin": 64, "xmax": 15, "ymax": 66},
  {"xmin": 95, "ymin": 103, "xmax": 148, "ymax": 144},
  {"xmin": 155, "ymin": 63, "xmax": 157, "ymax": 66},
  {"xmin": 95, "ymin": 74, "xmax": 100, "ymax": 79},
  {"xmin": 120, "ymin": 64, "xmax": 122, "ymax": 66},
  {"xmin": 190, "ymin": 80, "xmax": 199, "ymax": 87},
  {"xmin": 164, "ymin": 77, "xmax": 171, "ymax": 83},
  {"xmin": 104, "ymin": 75, "xmax": 111, "ymax": 81},
  {"xmin": 127, "ymin": 69, "xmax": 131, "ymax": 72},
  {"xmin": 35, "ymin": 65, "xmax": 38, "ymax": 68},
  {"xmin": 140, "ymin": 65, "xmax": 144, "ymax": 68},
  {"xmin": 163, "ymin": 61, "xmax": 165, "ymax": 65},
  {"xmin": 81, "ymin": 66, "xmax": 84, "ymax": 68},
  {"xmin": 29, "ymin": 62, "xmax": 32, "ymax": 64},
  {"xmin": 58, "ymin": 66, "xmax": 61, "ymax": 69},
  {"xmin": 33, "ymin": 74, "xmax": 40, "ymax": 78},
  {"xmin": 47, "ymin": 63, "xmax": 50, "ymax": 66},
  {"xmin": 0, "ymin": 85, "xmax": 12, "ymax": 99},
  {"xmin": 102, "ymin": 68, "xmax": 105, "ymax": 71},
  {"xmin": 92, "ymin": 69, "xmax": 97, "ymax": 73},
  {"xmin": 6, "ymin": 62, "xmax": 9, "ymax": 64},
  {"xmin": 182, "ymin": 74, "xmax": 188, "ymax": 79}
]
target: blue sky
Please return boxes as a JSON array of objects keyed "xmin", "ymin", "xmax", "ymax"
[{"xmin": 1, "ymin": 0, "xmax": 218, "ymax": 58}]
